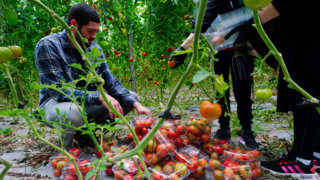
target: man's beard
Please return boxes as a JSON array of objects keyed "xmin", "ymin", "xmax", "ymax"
[{"xmin": 75, "ymin": 28, "xmax": 92, "ymax": 48}]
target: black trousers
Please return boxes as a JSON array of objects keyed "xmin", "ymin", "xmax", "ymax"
[
  {"xmin": 214, "ymin": 50, "xmax": 255, "ymax": 131},
  {"xmin": 292, "ymin": 107, "xmax": 320, "ymax": 160}
]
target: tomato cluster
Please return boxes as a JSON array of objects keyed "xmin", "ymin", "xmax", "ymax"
[
  {"xmin": 151, "ymin": 161, "xmax": 189, "ymax": 180},
  {"xmin": 50, "ymin": 148, "xmax": 81, "ymax": 179},
  {"xmin": 0, "ymin": 45, "xmax": 23, "ymax": 64},
  {"xmin": 208, "ymin": 146, "xmax": 262, "ymax": 180},
  {"xmin": 64, "ymin": 158, "xmax": 96, "ymax": 180},
  {"xmin": 185, "ymin": 114, "xmax": 212, "ymax": 146},
  {"xmin": 174, "ymin": 145, "xmax": 209, "ymax": 178},
  {"xmin": 113, "ymin": 156, "xmax": 145, "ymax": 180},
  {"xmin": 129, "ymin": 115, "xmax": 155, "ymax": 144}
]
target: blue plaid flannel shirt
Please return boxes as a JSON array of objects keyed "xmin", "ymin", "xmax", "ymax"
[{"xmin": 35, "ymin": 30, "xmax": 136, "ymax": 108}]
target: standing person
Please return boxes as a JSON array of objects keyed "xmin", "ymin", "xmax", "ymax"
[
  {"xmin": 169, "ymin": 0, "xmax": 261, "ymax": 149},
  {"xmin": 230, "ymin": 0, "xmax": 320, "ymax": 177},
  {"xmin": 35, "ymin": 3, "xmax": 150, "ymax": 148}
]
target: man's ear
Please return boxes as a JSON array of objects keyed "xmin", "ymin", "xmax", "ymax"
[{"xmin": 70, "ymin": 19, "xmax": 78, "ymax": 28}]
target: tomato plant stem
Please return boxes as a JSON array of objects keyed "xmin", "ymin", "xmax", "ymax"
[
  {"xmin": 252, "ymin": 10, "xmax": 320, "ymax": 113},
  {"xmin": 0, "ymin": 158, "xmax": 12, "ymax": 180},
  {"xmin": 2, "ymin": 64, "xmax": 19, "ymax": 108}
]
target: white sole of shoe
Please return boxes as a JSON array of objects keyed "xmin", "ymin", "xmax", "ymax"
[{"xmin": 262, "ymin": 166, "xmax": 319, "ymax": 179}]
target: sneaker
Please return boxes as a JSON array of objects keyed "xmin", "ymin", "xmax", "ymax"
[
  {"xmin": 213, "ymin": 128, "xmax": 231, "ymax": 140},
  {"xmin": 261, "ymin": 159, "xmax": 318, "ymax": 179},
  {"xmin": 239, "ymin": 130, "xmax": 260, "ymax": 149}
]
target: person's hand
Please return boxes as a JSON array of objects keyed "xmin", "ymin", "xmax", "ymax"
[
  {"xmin": 225, "ymin": 18, "xmax": 255, "ymax": 44},
  {"xmin": 168, "ymin": 46, "xmax": 187, "ymax": 68},
  {"xmin": 99, "ymin": 94, "xmax": 123, "ymax": 119},
  {"xmin": 133, "ymin": 102, "xmax": 151, "ymax": 115}
]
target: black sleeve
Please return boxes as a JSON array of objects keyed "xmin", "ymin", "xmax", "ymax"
[
  {"xmin": 272, "ymin": 0, "xmax": 314, "ymax": 15},
  {"xmin": 192, "ymin": 0, "xmax": 235, "ymax": 33}
]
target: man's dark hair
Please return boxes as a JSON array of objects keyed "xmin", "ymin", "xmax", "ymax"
[{"xmin": 67, "ymin": 3, "xmax": 100, "ymax": 29}]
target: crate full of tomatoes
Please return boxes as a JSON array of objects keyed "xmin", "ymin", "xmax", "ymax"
[{"xmin": 208, "ymin": 146, "xmax": 262, "ymax": 179}]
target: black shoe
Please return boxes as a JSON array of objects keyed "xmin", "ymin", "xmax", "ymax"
[
  {"xmin": 261, "ymin": 159, "xmax": 317, "ymax": 178},
  {"xmin": 74, "ymin": 131, "xmax": 96, "ymax": 148},
  {"xmin": 213, "ymin": 128, "xmax": 231, "ymax": 140},
  {"xmin": 239, "ymin": 130, "xmax": 259, "ymax": 149}
]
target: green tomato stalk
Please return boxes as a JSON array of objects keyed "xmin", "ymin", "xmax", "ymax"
[
  {"xmin": 2, "ymin": 64, "xmax": 19, "ymax": 109},
  {"xmin": 252, "ymin": 10, "xmax": 320, "ymax": 113},
  {"xmin": 0, "ymin": 158, "xmax": 12, "ymax": 180}
]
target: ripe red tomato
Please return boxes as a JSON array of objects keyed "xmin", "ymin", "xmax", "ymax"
[
  {"xmin": 176, "ymin": 125, "xmax": 187, "ymax": 135},
  {"xmin": 64, "ymin": 175, "xmax": 77, "ymax": 180},
  {"xmin": 51, "ymin": 158, "xmax": 58, "ymax": 168},
  {"xmin": 108, "ymin": 16, "xmax": 113, "ymax": 21},
  {"xmin": 68, "ymin": 148, "xmax": 81, "ymax": 157},
  {"xmin": 105, "ymin": 166, "xmax": 113, "ymax": 176},
  {"xmin": 141, "ymin": 127, "xmax": 149, "ymax": 135},
  {"xmin": 200, "ymin": 133, "xmax": 210, "ymax": 143},
  {"xmin": 161, "ymin": 54, "xmax": 165, "ymax": 59},
  {"xmin": 142, "ymin": 52, "xmax": 147, "ymax": 56},
  {"xmin": 175, "ymin": 153, "xmax": 189, "ymax": 163},
  {"xmin": 156, "ymin": 144, "xmax": 168, "ymax": 158},
  {"xmin": 129, "ymin": 58, "xmax": 133, "ymax": 62},
  {"xmin": 167, "ymin": 47, "xmax": 173, "ymax": 52},
  {"xmin": 52, "ymin": 169, "xmax": 62, "ymax": 178},
  {"xmin": 167, "ymin": 128, "xmax": 178, "ymax": 139},
  {"xmin": 214, "ymin": 145, "xmax": 224, "ymax": 154},
  {"xmin": 200, "ymin": 101, "xmax": 222, "ymax": 121},
  {"xmin": 175, "ymin": 137, "xmax": 184, "ymax": 148},
  {"xmin": 188, "ymin": 125, "xmax": 199, "ymax": 135}
]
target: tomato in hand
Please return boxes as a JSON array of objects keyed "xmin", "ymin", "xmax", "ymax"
[{"xmin": 200, "ymin": 101, "xmax": 222, "ymax": 121}]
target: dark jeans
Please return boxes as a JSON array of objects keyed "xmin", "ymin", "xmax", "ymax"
[
  {"xmin": 214, "ymin": 50, "xmax": 254, "ymax": 131},
  {"xmin": 292, "ymin": 107, "xmax": 320, "ymax": 160}
]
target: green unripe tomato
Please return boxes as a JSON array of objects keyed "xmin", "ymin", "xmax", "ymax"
[
  {"xmin": 243, "ymin": 0, "xmax": 273, "ymax": 10},
  {"xmin": 255, "ymin": 88, "xmax": 273, "ymax": 101},
  {"xmin": 0, "ymin": 47, "xmax": 13, "ymax": 64}
]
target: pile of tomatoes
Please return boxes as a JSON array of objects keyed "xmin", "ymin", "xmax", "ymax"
[
  {"xmin": 128, "ymin": 115, "xmax": 155, "ymax": 144},
  {"xmin": 50, "ymin": 148, "xmax": 81, "ymax": 179},
  {"xmin": 208, "ymin": 146, "xmax": 262, "ymax": 180}
]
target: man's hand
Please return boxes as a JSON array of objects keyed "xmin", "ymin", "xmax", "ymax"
[
  {"xmin": 168, "ymin": 46, "xmax": 187, "ymax": 68},
  {"xmin": 133, "ymin": 102, "xmax": 151, "ymax": 115},
  {"xmin": 99, "ymin": 94, "xmax": 123, "ymax": 119}
]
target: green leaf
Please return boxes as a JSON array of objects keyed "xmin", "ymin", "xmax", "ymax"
[
  {"xmin": 91, "ymin": 47, "xmax": 101, "ymax": 59},
  {"xmin": 98, "ymin": 163, "xmax": 106, "ymax": 170},
  {"xmin": 3, "ymin": 8, "xmax": 18, "ymax": 26},
  {"xmin": 213, "ymin": 74, "xmax": 229, "ymax": 96},
  {"xmin": 119, "ymin": 162, "xmax": 124, "ymax": 169},
  {"xmin": 70, "ymin": 63, "xmax": 83, "ymax": 71},
  {"xmin": 192, "ymin": 70, "xmax": 211, "ymax": 83},
  {"xmin": 85, "ymin": 170, "xmax": 95, "ymax": 180}
]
